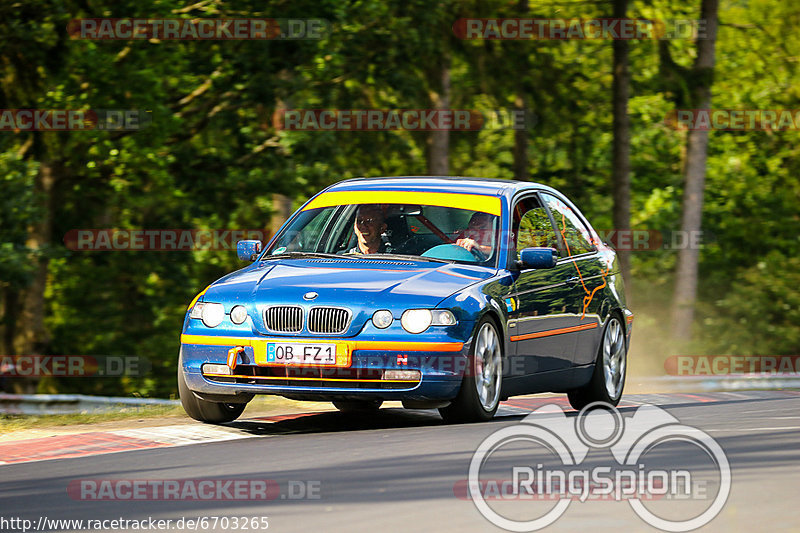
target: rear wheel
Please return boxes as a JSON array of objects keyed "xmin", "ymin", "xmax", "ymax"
[
  {"xmin": 567, "ymin": 315, "xmax": 627, "ymax": 410},
  {"xmin": 178, "ymin": 358, "xmax": 247, "ymax": 424},
  {"xmin": 439, "ymin": 318, "xmax": 502, "ymax": 423},
  {"xmin": 332, "ymin": 400, "xmax": 383, "ymax": 413}
]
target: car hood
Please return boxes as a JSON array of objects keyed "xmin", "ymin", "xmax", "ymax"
[{"xmin": 204, "ymin": 258, "xmax": 495, "ymax": 336}]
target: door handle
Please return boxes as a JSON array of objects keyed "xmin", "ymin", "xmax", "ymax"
[{"xmin": 566, "ymin": 276, "xmax": 580, "ymax": 286}]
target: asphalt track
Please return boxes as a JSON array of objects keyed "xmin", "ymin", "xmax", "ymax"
[{"xmin": 1, "ymin": 390, "xmax": 799, "ymax": 533}]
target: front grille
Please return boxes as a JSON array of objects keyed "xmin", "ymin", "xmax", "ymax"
[
  {"xmin": 264, "ymin": 306, "xmax": 304, "ymax": 333},
  {"xmin": 307, "ymin": 307, "xmax": 351, "ymax": 334}
]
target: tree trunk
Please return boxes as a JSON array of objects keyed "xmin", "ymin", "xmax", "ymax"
[
  {"xmin": 611, "ymin": 0, "xmax": 632, "ymax": 298},
  {"xmin": 513, "ymin": 0, "xmax": 529, "ymax": 181},
  {"xmin": 14, "ymin": 160, "xmax": 56, "ymax": 393},
  {"xmin": 270, "ymin": 194, "xmax": 294, "ymax": 239},
  {"xmin": 428, "ymin": 58, "xmax": 450, "ymax": 176},
  {"xmin": 672, "ymin": 0, "xmax": 719, "ymax": 341},
  {"xmin": 2, "ymin": 288, "xmax": 18, "ymax": 356}
]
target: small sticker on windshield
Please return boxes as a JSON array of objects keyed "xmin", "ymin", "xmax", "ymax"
[{"xmin": 272, "ymin": 246, "xmax": 287, "ymax": 255}]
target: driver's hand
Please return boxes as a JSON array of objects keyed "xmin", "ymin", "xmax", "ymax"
[{"xmin": 456, "ymin": 238, "xmax": 477, "ymax": 251}]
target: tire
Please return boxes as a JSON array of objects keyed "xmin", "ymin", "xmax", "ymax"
[
  {"xmin": 567, "ymin": 314, "xmax": 627, "ymax": 411},
  {"xmin": 178, "ymin": 357, "xmax": 247, "ymax": 424},
  {"xmin": 439, "ymin": 317, "xmax": 503, "ymax": 423},
  {"xmin": 332, "ymin": 400, "xmax": 383, "ymax": 413}
]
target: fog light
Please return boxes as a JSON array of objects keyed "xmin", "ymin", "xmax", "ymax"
[
  {"xmin": 383, "ymin": 369, "xmax": 421, "ymax": 381},
  {"xmin": 230, "ymin": 305, "xmax": 248, "ymax": 325},
  {"xmin": 372, "ymin": 310, "xmax": 393, "ymax": 329},
  {"xmin": 202, "ymin": 363, "xmax": 232, "ymax": 375}
]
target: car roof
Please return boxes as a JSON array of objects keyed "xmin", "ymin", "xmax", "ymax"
[{"xmin": 324, "ymin": 176, "xmax": 559, "ymax": 198}]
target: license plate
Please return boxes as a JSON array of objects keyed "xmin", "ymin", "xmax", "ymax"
[{"xmin": 265, "ymin": 342, "xmax": 337, "ymax": 365}]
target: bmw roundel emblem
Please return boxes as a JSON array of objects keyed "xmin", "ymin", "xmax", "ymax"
[{"xmin": 303, "ymin": 291, "xmax": 318, "ymax": 301}]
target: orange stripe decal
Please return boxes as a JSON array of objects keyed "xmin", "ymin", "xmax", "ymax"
[
  {"xmin": 203, "ymin": 373, "xmax": 419, "ymax": 384},
  {"xmin": 510, "ymin": 322, "xmax": 598, "ymax": 342}
]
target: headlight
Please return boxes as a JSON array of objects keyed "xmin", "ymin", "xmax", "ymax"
[
  {"xmin": 191, "ymin": 302, "xmax": 225, "ymax": 328},
  {"xmin": 400, "ymin": 309, "xmax": 457, "ymax": 333},
  {"xmin": 372, "ymin": 310, "xmax": 393, "ymax": 329},
  {"xmin": 401, "ymin": 309, "xmax": 433, "ymax": 334},
  {"xmin": 230, "ymin": 305, "xmax": 248, "ymax": 325}
]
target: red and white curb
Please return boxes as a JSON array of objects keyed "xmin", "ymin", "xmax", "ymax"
[{"xmin": 0, "ymin": 424, "xmax": 249, "ymax": 465}]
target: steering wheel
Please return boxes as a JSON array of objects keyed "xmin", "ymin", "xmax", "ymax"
[{"xmin": 469, "ymin": 245, "xmax": 487, "ymax": 262}]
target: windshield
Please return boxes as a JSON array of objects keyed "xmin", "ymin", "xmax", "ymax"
[{"xmin": 265, "ymin": 202, "xmax": 500, "ymax": 266}]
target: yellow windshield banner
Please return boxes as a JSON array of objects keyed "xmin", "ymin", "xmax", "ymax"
[{"xmin": 302, "ymin": 190, "xmax": 502, "ymax": 216}]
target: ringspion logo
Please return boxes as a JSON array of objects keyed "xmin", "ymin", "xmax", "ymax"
[{"xmin": 466, "ymin": 403, "xmax": 730, "ymax": 531}]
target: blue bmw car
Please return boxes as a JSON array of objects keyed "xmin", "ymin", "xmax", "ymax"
[{"xmin": 178, "ymin": 177, "xmax": 632, "ymax": 423}]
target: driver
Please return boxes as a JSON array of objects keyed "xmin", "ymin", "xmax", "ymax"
[
  {"xmin": 455, "ymin": 212, "xmax": 494, "ymax": 256},
  {"xmin": 348, "ymin": 204, "xmax": 393, "ymax": 254}
]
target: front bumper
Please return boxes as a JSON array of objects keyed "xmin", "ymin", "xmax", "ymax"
[{"xmin": 179, "ymin": 333, "xmax": 471, "ymax": 401}]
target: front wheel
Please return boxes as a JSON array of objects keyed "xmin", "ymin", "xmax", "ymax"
[
  {"xmin": 439, "ymin": 318, "xmax": 503, "ymax": 423},
  {"xmin": 178, "ymin": 358, "xmax": 247, "ymax": 424},
  {"xmin": 567, "ymin": 315, "xmax": 627, "ymax": 410}
]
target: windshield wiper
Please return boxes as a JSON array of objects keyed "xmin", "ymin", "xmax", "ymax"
[
  {"xmin": 355, "ymin": 253, "xmax": 453, "ymax": 264},
  {"xmin": 263, "ymin": 252, "xmax": 345, "ymax": 260}
]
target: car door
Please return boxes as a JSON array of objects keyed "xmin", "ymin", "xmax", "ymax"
[
  {"xmin": 539, "ymin": 192, "xmax": 606, "ymax": 367},
  {"xmin": 506, "ymin": 194, "xmax": 583, "ymax": 378}
]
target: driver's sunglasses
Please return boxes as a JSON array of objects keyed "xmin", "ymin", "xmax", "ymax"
[{"xmin": 356, "ymin": 217, "xmax": 379, "ymax": 225}]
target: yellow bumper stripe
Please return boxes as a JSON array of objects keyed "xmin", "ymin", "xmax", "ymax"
[{"xmin": 181, "ymin": 334, "xmax": 464, "ymax": 353}]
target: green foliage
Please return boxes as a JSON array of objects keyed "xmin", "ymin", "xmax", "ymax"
[
  {"xmin": 0, "ymin": 155, "xmax": 41, "ymax": 288},
  {"xmin": 700, "ymin": 251, "xmax": 800, "ymax": 355}
]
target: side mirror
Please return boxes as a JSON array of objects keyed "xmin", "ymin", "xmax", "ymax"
[
  {"xmin": 237, "ymin": 240, "xmax": 262, "ymax": 262},
  {"xmin": 519, "ymin": 247, "xmax": 558, "ymax": 269}
]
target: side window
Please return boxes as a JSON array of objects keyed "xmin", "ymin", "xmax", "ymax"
[
  {"xmin": 512, "ymin": 196, "xmax": 559, "ymax": 259},
  {"xmin": 541, "ymin": 193, "xmax": 595, "ymax": 256}
]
